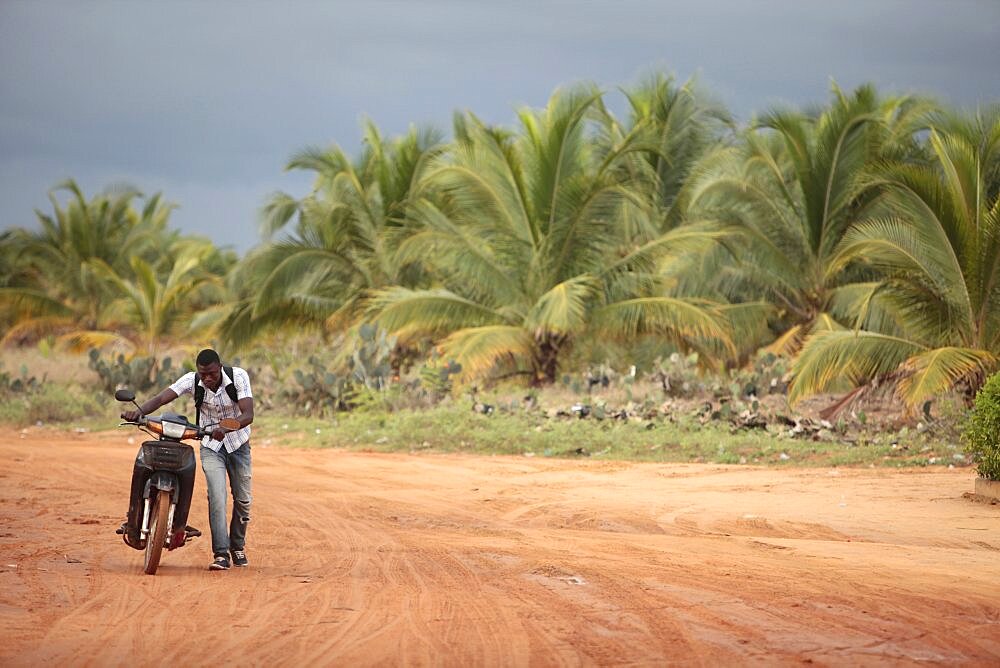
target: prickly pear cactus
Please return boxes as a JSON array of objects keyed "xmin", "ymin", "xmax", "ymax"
[
  {"xmin": 89, "ymin": 349, "xmax": 176, "ymax": 394},
  {"xmin": 349, "ymin": 325, "xmax": 396, "ymax": 390}
]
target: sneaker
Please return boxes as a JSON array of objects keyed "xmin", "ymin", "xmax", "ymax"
[
  {"xmin": 231, "ymin": 549, "xmax": 248, "ymax": 567},
  {"xmin": 209, "ymin": 554, "xmax": 230, "ymax": 571},
  {"xmin": 184, "ymin": 525, "xmax": 202, "ymax": 539},
  {"xmin": 116, "ymin": 521, "xmax": 127, "ymax": 535}
]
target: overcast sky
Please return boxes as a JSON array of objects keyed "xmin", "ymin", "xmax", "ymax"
[{"xmin": 2, "ymin": 0, "xmax": 998, "ymax": 255}]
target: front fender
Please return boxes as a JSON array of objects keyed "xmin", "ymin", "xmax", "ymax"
[{"xmin": 143, "ymin": 471, "xmax": 178, "ymax": 499}]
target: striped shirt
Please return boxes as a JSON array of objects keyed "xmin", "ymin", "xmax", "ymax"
[{"xmin": 169, "ymin": 367, "xmax": 252, "ymax": 453}]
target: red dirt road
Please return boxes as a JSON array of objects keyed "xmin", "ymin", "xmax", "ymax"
[{"xmin": 1, "ymin": 426, "xmax": 999, "ymax": 666}]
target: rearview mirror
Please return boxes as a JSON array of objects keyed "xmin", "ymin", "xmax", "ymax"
[
  {"xmin": 115, "ymin": 389, "xmax": 136, "ymax": 402},
  {"xmin": 219, "ymin": 418, "xmax": 241, "ymax": 431}
]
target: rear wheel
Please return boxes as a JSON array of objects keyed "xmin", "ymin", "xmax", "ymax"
[{"xmin": 143, "ymin": 489, "xmax": 170, "ymax": 575}]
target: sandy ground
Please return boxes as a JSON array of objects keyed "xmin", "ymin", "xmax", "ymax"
[{"xmin": 0, "ymin": 426, "xmax": 998, "ymax": 667}]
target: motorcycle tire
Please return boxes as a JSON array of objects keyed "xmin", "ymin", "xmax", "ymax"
[{"xmin": 143, "ymin": 489, "xmax": 170, "ymax": 575}]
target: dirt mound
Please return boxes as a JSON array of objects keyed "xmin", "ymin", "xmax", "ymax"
[{"xmin": 1, "ymin": 426, "xmax": 998, "ymax": 665}]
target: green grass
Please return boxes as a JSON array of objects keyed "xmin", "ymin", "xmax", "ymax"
[
  {"xmin": 253, "ymin": 404, "xmax": 969, "ymax": 469},
  {"xmin": 0, "ymin": 348, "xmax": 969, "ymax": 470},
  {"xmin": 0, "ymin": 383, "xmax": 108, "ymax": 427}
]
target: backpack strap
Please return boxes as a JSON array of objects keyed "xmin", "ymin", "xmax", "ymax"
[
  {"xmin": 195, "ymin": 365, "xmax": 238, "ymax": 425},
  {"xmin": 194, "ymin": 376, "xmax": 204, "ymax": 425},
  {"xmin": 223, "ymin": 366, "xmax": 238, "ymax": 402}
]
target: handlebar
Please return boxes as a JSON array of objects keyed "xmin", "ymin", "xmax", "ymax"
[
  {"xmin": 119, "ymin": 415, "xmax": 241, "ymax": 441},
  {"xmin": 114, "ymin": 389, "xmax": 240, "ymax": 440}
]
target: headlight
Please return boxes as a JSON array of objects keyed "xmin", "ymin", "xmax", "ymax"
[{"xmin": 161, "ymin": 420, "xmax": 187, "ymax": 439}]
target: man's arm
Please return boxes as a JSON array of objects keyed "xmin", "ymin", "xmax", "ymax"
[
  {"xmin": 236, "ymin": 397, "xmax": 254, "ymax": 428},
  {"xmin": 121, "ymin": 388, "xmax": 179, "ymax": 421}
]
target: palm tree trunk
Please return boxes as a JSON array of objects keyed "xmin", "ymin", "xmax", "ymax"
[{"xmin": 533, "ymin": 334, "xmax": 567, "ymax": 386}]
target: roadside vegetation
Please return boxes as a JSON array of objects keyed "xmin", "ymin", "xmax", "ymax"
[
  {"xmin": 1, "ymin": 74, "xmax": 997, "ymax": 471},
  {"xmin": 0, "ymin": 344, "xmax": 974, "ymax": 471}
]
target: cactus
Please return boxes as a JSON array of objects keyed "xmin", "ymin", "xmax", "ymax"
[
  {"xmin": 281, "ymin": 355, "xmax": 350, "ymax": 415},
  {"xmin": 348, "ymin": 325, "xmax": 395, "ymax": 390},
  {"xmin": 279, "ymin": 326, "xmax": 465, "ymax": 415},
  {"xmin": 419, "ymin": 353, "xmax": 463, "ymax": 399},
  {"xmin": 89, "ymin": 349, "xmax": 176, "ymax": 394},
  {"xmin": 0, "ymin": 362, "xmax": 43, "ymax": 397}
]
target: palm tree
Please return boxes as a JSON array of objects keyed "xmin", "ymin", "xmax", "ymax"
[
  {"xmin": 598, "ymin": 74, "xmax": 774, "ymax": 362},
  {"xmin": 683, "ymin": 83, "xmax": 934, "ymax": 356},
  {"xmin": 0, "ymin": 230, "xmax": 32, "ymax": 332},
  {"xmin": 93, "ymin": 238, "xmax": 228, "ymax": 359},
  {"xmin": 370, "ymin": 85, "xmax": 732, "ymax": 385},
  {"xmin": 597, "ymin": 72, "xmax": 734, "ymax": 233},
  {"xmin": 790, "ymin": 107, "xmax": 1000, "ymax": 410},
  {"xmin": 218, "ymin": 120, "xmax": 444, "ymax": 348},
  {"xmin": 0, "ymin": 180, "xmax": 177, "ymax": 346}
]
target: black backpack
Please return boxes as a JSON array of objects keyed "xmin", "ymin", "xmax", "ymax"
[{"xmin": 194, "ymin": 365, "xmax": 239, "ymax": 425}]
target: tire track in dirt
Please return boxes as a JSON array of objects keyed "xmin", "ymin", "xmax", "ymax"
[
  {"xmin": 0, "ymin": 440, "xmax": 137, "ymax": 665},
  {"xmin": 2, "ymin": 429, "xmax": 999, "ymax": 665}
]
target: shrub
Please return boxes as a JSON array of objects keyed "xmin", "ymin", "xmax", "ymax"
[
  {"xmin": 964, "ymin": 371, "xmax": 1000, "ymax": 480},
  {"xmin": 0, "ymin": 383, "xmax": 103, "ymax": 425}
]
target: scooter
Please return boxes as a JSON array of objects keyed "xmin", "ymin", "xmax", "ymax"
[{"xmin": 115, "ymin": 389, "xmax": 240, "ymax": 575}]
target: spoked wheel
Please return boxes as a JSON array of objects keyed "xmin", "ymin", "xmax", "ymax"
[{"xmin": 143, "ymin": 489, "xmax": 170, "ymax": 575}]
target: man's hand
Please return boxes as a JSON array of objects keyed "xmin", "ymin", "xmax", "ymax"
[
  {"xmin": 118, "ymin": 388, "xmax": 178, "ymax": 425},
  {"xmin": 211, "ymin": 427, "xmax": 226, "ymax": 442}
]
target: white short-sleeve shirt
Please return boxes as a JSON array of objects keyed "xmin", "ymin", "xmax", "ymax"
[{"xmin": 169, "ymin": 367, "xmax": 252, "ymax": 453}]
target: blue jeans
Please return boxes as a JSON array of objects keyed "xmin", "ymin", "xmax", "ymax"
[{"xmin": 200, "ymin": 442, "xmax": 252, "ymax": 556}]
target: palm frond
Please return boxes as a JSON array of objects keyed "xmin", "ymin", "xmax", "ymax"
[
  {"xmin": 897, "ymin": 346, "xmax": 997, "ymax": 408},
  {"xmin": 400, "ymin": 198, "xmax": 525, "ymax": 305},
  {"xmin": 525, "ymin": 275, "xmax": 597, "ymax": 335},
  {"xmin": 765, "ymin": 324, "xmax": 806, "ymax": 357},
  {"xmin": 827, "ymin": 282, "xmax": 901, "ymax": 333},
  {"xmin": 260, "ymin": 191, "xmax": 301, "ymax": 238},
  {"xmin": 812, "ymin": 313, "xmax": 847, "ymax": 332},
  {"xmin": 835, "ymin": 215, "xmax": 971, "ymax": 327},
  {"xmin": 0, "ymin": 316, "xmax": 77, "ymax": 346},
  {"xmin": 0, "ymin": 287, "xmax": 74, "ymax": 318},
  {"xmin": 720, "ymin": 302, "xmax": 775, "ymax": 353},
  {"xmin": 592, "ymin": 297, "xmax": 734, "ymax": 356},
  {"xmin": 790, "ymin": 330, "xmax": 924, "ymax": 404},
  {"xmin": 286, "ymin": 145, "xmax": 350, "ymax": 177},
  {"xmin": 56, "ymin": 330, "xmax": 135, "ymax": 354},
  {"xmin": 367, "ymin": 287, "xmax": 504, "ymax": 340},
  {"xmin": 440, "ymin": 325, "xmax": 535, "ymax": 381},
  {"xmin": 252, "ymin": 246, "xmax": 358, "ymax": 317}
]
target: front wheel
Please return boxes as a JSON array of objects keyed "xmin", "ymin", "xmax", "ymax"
[{"xmin": 143, "ymin": 489, "xmax": 170, "ymax": 575}]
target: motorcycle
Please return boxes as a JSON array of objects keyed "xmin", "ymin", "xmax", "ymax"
[{"xmin": 115, "ymin": 388, "xmax": 240, "ymax": 575}]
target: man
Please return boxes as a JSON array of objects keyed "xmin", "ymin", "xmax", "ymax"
[{"xmin": 121, "ymin": 348, "xmax": 255, "ymax": 571}]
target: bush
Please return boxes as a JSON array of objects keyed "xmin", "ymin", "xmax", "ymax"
[
  {"xmin": 964, "ymin": 371, "xmax": 1000, "ymax": 480},
  {"xmin": 0, "ymin": 383, "xmax": 104, "ymax": 425}
]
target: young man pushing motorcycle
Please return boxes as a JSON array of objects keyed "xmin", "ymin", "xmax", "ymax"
[{"xmin": 121, "ymin": 348, "xmax": 255, "ymax": 571}]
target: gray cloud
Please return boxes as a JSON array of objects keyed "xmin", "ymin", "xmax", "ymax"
[{"xmin": 2, "ymin": 0, "xmax": 998, "ymax": 253}]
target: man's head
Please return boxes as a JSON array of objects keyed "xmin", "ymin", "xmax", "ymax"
[{"xmin": 196, "ymin": 348, "xmax": 223, "ymax": 390}]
